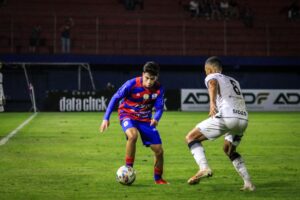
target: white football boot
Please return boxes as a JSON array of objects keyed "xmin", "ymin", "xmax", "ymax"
[
  {"xmin": 187, "ymin": 168, "xmax": 213, "ymax": 185},
  {"xmin": 240, "ymin": 182, "xmax": 256, "ymax": 191}
]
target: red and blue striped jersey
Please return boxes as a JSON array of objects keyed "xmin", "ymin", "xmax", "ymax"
[{"xmin": 104, "ymin": 77, "xmax": 164, "ymax": 122}]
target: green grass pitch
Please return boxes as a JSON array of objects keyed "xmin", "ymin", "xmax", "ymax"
[{"xmin": 0, "ymin": 112, "xmax": 299, "ymax": 200}]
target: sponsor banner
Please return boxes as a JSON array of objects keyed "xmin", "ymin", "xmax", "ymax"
[
  {"xmin": 44, "ymin": 91, "xmax": 112, "ymax": 112},
  {"xmin": 181, "ymin": 89, "xmax": 300, "ymax": 111},
  {"xmin": 44, "ymin": 90, "xmax": 180, "ymax": 112}
]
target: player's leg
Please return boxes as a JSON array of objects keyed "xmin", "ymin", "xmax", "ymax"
[
  {"xmin": 0, "ymin": 99, "xmax": 3, "ymax": 112},
  {"xmin": 121, "ymin": 119, "xmax": 139, "ymax": 167},
  {"xmin": 124, "ymin": 127, "xmax": 139, "ymax": 167},
  {"xmin": 137, "ymin": 121, "xmax": 168, "ymax": 184},
  {"xmin": 223, "ymin": 135, "xmax": 255, "ymax": 191},
  {"xmin": 185, "ymin": 127, "xmax": 209, "ymax": 171},
  {"xmin": 185, "ymin": 127, "xmax": 212, "ymax": 184},
  {"xmin": 150, "ymin": 144, "xmax": 169, "ymax": 184},
  {"xmin": 186, "ymin": 117, "xmax": 228, "ymax": 184}
]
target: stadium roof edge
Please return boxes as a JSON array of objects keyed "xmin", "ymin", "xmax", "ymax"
[{"xmin": 0, "ymin": 54, "xmax": 300, "ymax": 66}]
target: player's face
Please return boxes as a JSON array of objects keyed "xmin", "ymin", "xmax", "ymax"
[
  {"xmin": 142, "ymin": 72, "xmax": 157, "ymax": 88},
  {"xmin": 204, "ymin": 64, "xmax": 213, "ymax": 76}
]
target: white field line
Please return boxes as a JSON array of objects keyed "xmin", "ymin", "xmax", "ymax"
[{"xmin": 0, "ymin": 112, "xmax": 38, "ymax": 146}]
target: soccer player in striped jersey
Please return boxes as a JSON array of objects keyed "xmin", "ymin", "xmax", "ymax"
[
  {"xmin": 185, "ymin": 56, "xmax": 255, "ymax": 191},
  {"xmin": 100, "ymin": 61, "xmax": 169, "ymax": 184}
]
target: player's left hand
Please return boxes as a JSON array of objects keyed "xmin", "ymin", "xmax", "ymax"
[{"xmin": 150, "ymin": 119, "xmax": 158, "ymax": 127}]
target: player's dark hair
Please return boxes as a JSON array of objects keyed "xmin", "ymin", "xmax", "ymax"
[
  {"xmin": 205, "ymin": 56, "xmax": 223, "ymax": 69},
  {"xmin": 143, "ymin": 61, "xmax": 160, "ymax": 76}
]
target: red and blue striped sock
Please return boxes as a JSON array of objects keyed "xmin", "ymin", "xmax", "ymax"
[
  {"xmin": 154, "ymin": 167, "xmax": 162, "ymax": 181},
  {"xmin": 125, "ymin": 156, "xmax": 134, "ymax": 167}
]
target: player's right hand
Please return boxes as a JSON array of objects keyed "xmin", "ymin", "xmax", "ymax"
[
  {"xmin": 209, "ymin": 104, "xmax": 217, "ymax": 117},
  {"xmin": 100, "ymin": 120, "xmax": 110, "ymax": 133}
]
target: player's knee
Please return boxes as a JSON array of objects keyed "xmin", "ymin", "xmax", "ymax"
[
  {"xmin": 156, "ymin": 148, "xmax": 164, "ymax": 157},
  {"xmin": 153, "ymin": 147, "xmax": 164, "ymax": 157},
  {"xmin": 185, "ymin": 135, "xmax": 190, "ymax": 143},
  {"xmin": 223, "ymin": 145, "xmax": 230, "ymax": 156},
  {"xmin": 185, "ymin": 133, "xmax": 194, "ymax": 143},
  {"xmin": 127, "ymin": 133, "xmax": 138, "ymax": 142}
]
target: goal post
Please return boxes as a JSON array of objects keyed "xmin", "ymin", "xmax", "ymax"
[{"xmin": 4, "ymin": 62, "xmax": 96, "ymax": 112}]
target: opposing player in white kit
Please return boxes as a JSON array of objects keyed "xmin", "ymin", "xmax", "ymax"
[
  {"xmin": 185, "ymin": 56, "xmax": 255, "ymax": 191},
  {"xmin": 0, "ymin": 62, "xmax": 4, "ymax": 112}
]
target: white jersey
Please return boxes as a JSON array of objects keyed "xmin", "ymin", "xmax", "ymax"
[{"xmin": 205, "ymin": 73, "xmax": 248, "ymax": 120}]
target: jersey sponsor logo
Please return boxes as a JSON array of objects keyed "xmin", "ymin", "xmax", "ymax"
[
  {"xmin": 59, "ymin": 96, "xmax": 107, "ymax": 111},
  {"xmin": 233, "ymin": 109, "xmax": 247, "ymax": 116}
]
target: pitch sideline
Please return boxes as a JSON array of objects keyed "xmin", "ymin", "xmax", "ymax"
[{"xmin": 0, "ymin": 112, "xmax": 38, "ymax": 146}]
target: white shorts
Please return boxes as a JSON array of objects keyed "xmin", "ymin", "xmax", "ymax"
[{"xmin": 196, "ymin": 117, "xmax": 248, "ymax": 146}]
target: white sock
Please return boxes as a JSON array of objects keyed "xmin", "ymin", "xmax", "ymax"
[
  {"xmin": 190, "ymin": 143, "xmax": 209, "ymax": 170},
  {"xmin": 232, "ymin": 156, "xmax": 251, "ymax": 185}
]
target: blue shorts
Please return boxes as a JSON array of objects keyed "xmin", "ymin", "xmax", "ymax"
[{"xmin": 120, "ymin": 119, "xmax": 162, "ymax": 147}]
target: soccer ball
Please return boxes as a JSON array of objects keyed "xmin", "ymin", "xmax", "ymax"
[{"xmin": 116, "ymin": 165, "xmax": 136, "ymax": 185}]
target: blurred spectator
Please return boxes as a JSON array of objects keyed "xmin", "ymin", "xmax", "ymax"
[
  {"xmin": 135, "ymin": 0, "xmax": 144, "ymax": 10},
  {"xmin": 60, "ymin": 17, "xmax": 74, "ymax": 53},
  {"xmin": 288, "ymin": 1, "xmax": 300, "ymax": 21},
  {"xmin": 202, "ymin": 0, "xmax": 212, "ymax": 20},
  {"xmin": 228, "ymin": 0, "xmax": 239, "ymax": 19},
  {"xmin": 120, "ymin": 0, "xmax": 143, "ymax": 10},
  {"xmin": 29, "ymin": 25, "xmax": 42, "ymax": 53},
  {"xmin": 0, "ymin": 61, "xmax": 5, "ymax": 112},
  {"xmin": 210, "ymin": 0, "xmax": 222, "ymax": 20},
  {"xmin": 189, "ymin": 0, "xmax": 200, "ymax": 17},
  {"xmin": 106, "ymin": 82, "xmax": 115, "ymax": 92},
  {"xmin": 0, "ymin": 0, "xmax": 7, "ymax": 7},
  {"xmin": 220, "ymin": 0, "xmax": 229, "ymax": 19},
  {"xmin": 240, "ymin": 4, "xmax": 254, "ymax": 28},
  {"xmin": 124, "ymin": 0, "xmax": 135, "ymax": 10}
]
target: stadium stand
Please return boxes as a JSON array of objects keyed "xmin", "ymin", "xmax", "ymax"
[
  {"xmin": 0, "ymin": 1, "xmax": 299, "ymax": 112},
  {"xmin": 0, "ymin": 0, "xmax": 299, "ymax": 56}
]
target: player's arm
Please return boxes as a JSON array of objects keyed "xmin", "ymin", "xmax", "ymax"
[
  {"xmin": 0, "ymin": 84, "xmax": 4, "ymax": 105},
  {"xmin": 99, "ymin": 94, "xmax": 119, "ymax": 133},
  {"xmin": 100, "ymin": 120, "xmax": 110, "ymax": 133},
  {"xmin": 99, "ymin": 81, "xmax": 131, "ymax": 133},
  {"xmin": 0, "ymin": 90, "xmax": 4, "ymax": 105},
  {"xmin": 207, "ymin": 79, "xmax": 218, "ymax": 117},
  {"xmin": 151, "ymin": 87, "xmax": 165, "ymax": 126}
]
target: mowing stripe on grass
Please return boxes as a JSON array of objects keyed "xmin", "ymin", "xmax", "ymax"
[{"xmin": 0, "ymin": 112, "xmax": 38, "ymax": 146}]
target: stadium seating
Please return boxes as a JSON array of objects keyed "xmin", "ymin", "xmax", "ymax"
[{"xmin": 0, "ymin": 0, "xmax": 299, "ymax": 56}]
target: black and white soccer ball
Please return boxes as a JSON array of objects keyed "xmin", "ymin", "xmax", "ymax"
[{"xmin": 116, "ymin": 165, "xmax": 136, "ymax": 185}]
